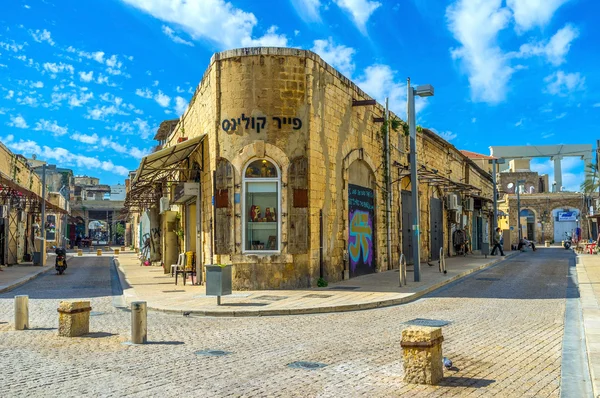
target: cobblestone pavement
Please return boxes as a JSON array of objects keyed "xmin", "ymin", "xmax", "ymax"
[{"xmin": 0, "ymin": 249, "xmax": 574, "ymax": 397}]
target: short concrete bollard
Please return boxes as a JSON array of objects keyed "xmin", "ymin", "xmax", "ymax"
[
  {"xmin": 120, "ymin": 246, "xmax": 125, "ymax": 252},
  {"xmin": 105, "ymin": 246, "xmax": 110, "ymax": 252},
  {"xmin": 77, "ymin": 249, "xmax": 83, "ymax": 256},
  {"xmin": 14, "ymin": 295, "xmax": 29, "ymax": 330},
  {"xmin": 114, "ymin": 249, "xmax": 119, "ymax": 256},
  {"xmin": 401, "ymin": 326, "xmax": 444, "ymax": 385},
  {"xmin": 97, "ymin": 249, "xmax": 102, "ymax": 256},
  {"xmin": 57, "ymin": 301, "xmax": 92, "ymax": 337},
  {"xmin": 545, "ymin": 241, "xmax": 551, "ymax": 248},
  {"xmin": 131, "ymin": 301, "xmax": 147, "ymax": 344}
]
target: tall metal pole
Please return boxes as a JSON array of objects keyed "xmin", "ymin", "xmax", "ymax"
[
  {"xmin": 384, "ymin": 97, "xmax": 392, "ymax": 271},
  {"xmin": 407, "ymin": 78, "xmax": 421, "ymax": 282},
  {"xmin": 492, "ymin": 159, "xmax": 498, "ymax": 233},
  {"xmin": 41, "ymin": 164, "xmax": 46, "ymax": 242},
  {"xmin": 516, "ymin": 181, "xmax": 522, "ymax": 241}
]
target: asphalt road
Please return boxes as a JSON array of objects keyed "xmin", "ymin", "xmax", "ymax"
[{"xmin": 0, "ymin": 248, "xmax": 591, "ymax": 397}]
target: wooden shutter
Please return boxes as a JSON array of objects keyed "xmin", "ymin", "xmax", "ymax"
[
  {"xmin": 288, "ymin": 157, "xmax": 308, "ymax": 253},
  {"xmin": 215, "ymin": 158, "xmax": 234, "ymax": 254}
]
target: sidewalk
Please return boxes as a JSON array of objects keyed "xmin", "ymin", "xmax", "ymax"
[
  {"xmin": 114, "ymin": 250, "xmax": 520, "ymax": 317},
  {"xmin": 576, "ymin": 254, "xmax": 600, "ymax": 397},
  {"xmin": 0, "ymin": 262, "xmax": 53, "ymax": 293}
]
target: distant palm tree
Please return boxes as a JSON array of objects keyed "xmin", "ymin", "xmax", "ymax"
[{"xmin": 580, "ymin": 162, "xmax": 600, "ymax": 195}]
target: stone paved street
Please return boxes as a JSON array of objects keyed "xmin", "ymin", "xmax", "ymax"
[{"xmin": 0, "ymin": 248, "xmax": 581, "ymax": 397}]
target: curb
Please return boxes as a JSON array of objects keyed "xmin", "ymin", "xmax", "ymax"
[
  {"xmin": 114, "ymin": 252, "xmax": 520, "ymax": 317},
  {"xmin": 0, "ymin": 265, "xmax": 54, "ymax": 294}
]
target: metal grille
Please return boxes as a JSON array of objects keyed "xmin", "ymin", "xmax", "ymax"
[{"xmin": 405, "ymin": 318, "xmax": 451, "ymax": 327}]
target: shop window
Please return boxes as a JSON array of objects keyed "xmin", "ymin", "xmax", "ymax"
[{"xmin": 243, "ymin": 159, "xmax": 280, "ymax": 252}]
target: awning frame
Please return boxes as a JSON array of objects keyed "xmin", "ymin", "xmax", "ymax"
[{"xmin": 393, "ymin": 162, "xmax": 484, "ymax": 196}]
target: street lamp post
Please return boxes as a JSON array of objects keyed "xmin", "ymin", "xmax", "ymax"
[
  {"xmin": 516, "ymin": 180, "xmax": 525, "ymax": 241},
  {"xmin": 407, "ymin": 78, "xmax": 434, "ymax": 282}
]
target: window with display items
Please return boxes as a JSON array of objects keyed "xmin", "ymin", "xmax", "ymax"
[{"xmin": 243, "ymin": 159, "xmax": 280, "ymax": 252}]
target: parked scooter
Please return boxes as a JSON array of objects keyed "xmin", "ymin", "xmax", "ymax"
[
  {"xmin": 563, "ymin": 233, "xmax": 572, "ymax": 250},
  {"xmin": 54, "ymin": 246, "xmax": 67, "ymax": 275}
]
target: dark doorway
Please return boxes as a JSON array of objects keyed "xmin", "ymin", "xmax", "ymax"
[
  {"xmin": 0, "ymin": 217, "xmax": 6, "ymax": 265},
  {"xmin": 401, "ymin": 191, "xmax": 413, "ymax": 265},
  {"xmin": 430, "ymin": 198, "xmax": 443, "ymax": 261}
]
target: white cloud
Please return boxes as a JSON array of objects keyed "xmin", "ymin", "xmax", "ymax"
[
  {"xmin": 515, "ymin": 119, "xmax": 523, "ymax": 127},
  {"xmin": 121, "ymin": 0, "xmax": 289, "ymax": 49},
  {"xmin": 506, "ymin": 0, "xmax": 571, "ymax": 32},
  {"xmin": 175, "ymin": 86, "xmax": 184, "ymax": 93},
  {"xmin": 34, "ymin": 119, "xmax": 68, "ymax": 136},
  {"xmin": 105, "ymin": 55, "xmax": 120, "ymax": 68},
  {"xmin": 355, "ymin": 64, "xmax": 427, "ymax": 117},
  {"xmin": 542, "ymin": 132, "xmax": 555, "ymax": 139},
  {"xmin": 133, "ymin": 118, "xmax": 153, "ymax": 139},
  {"xmin": 446, "ymin": 0, "xmax": 513, "ymax": 104},
  {"xmin": 7, "ymin": 115, "xmax": 29, "ymax": 128},
  {"xmin": 593, "ymin": 103, "xmax": 600, "ymax": 108},
  {"xmin": 2, "ymin": 135, "xmax": 129, "ymax": 176},
  {"xmin": 68, "ymin": 91, "xmax": 94, "ymax": 107},
  {"xmin": 96, "ymin": 74, "xmax": 109, "ymax": 85},
  {"xmin": 162, "ymin": 25, "xmax": 194, "ymax": 46},
  {"xmin": 174, "ymin": 96, "xmax": 187, "ymax": 115},
  {"xmin": 0, "ymin": 40, "xmax": 24, "ymax": 53},
  {"xmin": 530, "ymin": 157, "xmax": 583, "ymax": 192},
  {"xmin": 84, "ymin": 105, "xmax": 128, "ymax": 120},
  {"xmin": 5, "ymin": 90, "xmax": 15, "ymax": 99},
  {"xmin": 290, "ymin": 0, "xmax": 322, "ymax": 22},
  {"xmin": 43, "ymin": 62, "xmax": 74, "ymax": 77},
  {"xmin": 24, "ymin": 4, "xmax": 30, "ymax": 9},
  {"xmin": 312, "ymin": 37, "xmax": 355, "ymax": 77},
  {"xmin": 333, "ymin": 0, "xmax": 381, "ymax": 33},
  {"xmin": 154, "ymin": 90, "xmax": 171, "ymax": 107},
  {"xmin": 471, "ymin": 117, "xmax": 477, "ymax": 123},
  {"xmin": 16, "ymin": 96, "xmax": 39, "ymax": 107},
  {"xmin": 241, "ymin": 26, "xmax": 288, "ymax": 47},
  {"xmin": 29, "ymin": 29, "xmax": 55, "ymax": 46},
  {"xmin": 152, "ymin": 80, "xmax": 159, "ymax": 87},
  {"xmin": 135, "ymin": 88, "xmax": 153, "ymax": 99},
  {"xmin": 100, "ymin": 137, "xmax": 150, "ymax": 159},
  {"xmin": 555, "ymin": 112, "xmax": 567, "ymax": 119},
  {"xmin": 71, "ymin": 132, "xmax": 99, "ymax": 144},
  {"xmin": 516, "ymin": 24, "xmax": 579, "ymax": 66},
  {"xmin": 435, "ymin": 130, "xmax": 458, "ymax": 142},
  {"xmin": 544, "ymin": 71, "xmax": 585, "ymax": 96},
  {"xmin": 79, "ymin": 71, "xmax": 94, "ymax": 82}
]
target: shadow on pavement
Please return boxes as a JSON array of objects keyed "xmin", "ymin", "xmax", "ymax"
[
  {"xmin": 147, "ymin": 341, "xmax": 185, "ymax": 345},
  {"xmin": 84, "ymin": 332, "xmax": 117, "ymax": 338},
  {"xmin": 438, "ymin": 376, "xmax": 495, "ymax": 388}
]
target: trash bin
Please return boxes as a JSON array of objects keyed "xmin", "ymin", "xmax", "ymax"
[{"xmin": 33, "ymin": 237, "xmax": 46, "ymax": 266}]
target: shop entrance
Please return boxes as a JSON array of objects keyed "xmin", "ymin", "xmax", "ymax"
[
  {"xmin": 348, "ymin": 183, "xmax": 376, "ymax": 278},
  {"xmin": 0, "ymin": 217, "xmax": 6, "ymax": 265},
  {"xmin": 520, "ymin": 209, "xmax": 535, "ymax": 241},
  {"xmin": 401, "ymin": 191, "xmax": 413, "ymax": 265},
  {"xmin": 430, "ymin": 198, "xmax": 443, "ymax": 260}
]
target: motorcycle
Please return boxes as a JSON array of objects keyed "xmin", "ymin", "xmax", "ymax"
[
  {"xmin": 563, "ymin": 233, "xmax": 572, "ymax": 250},
  {"xmin": 54, "ymin": 247, "xmax": 67, "ymax": 275}
]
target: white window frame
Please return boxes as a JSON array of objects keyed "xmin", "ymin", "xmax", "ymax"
[{"xmin": 241, "ymin": 158, "xmax": 281, "ymax": 255}]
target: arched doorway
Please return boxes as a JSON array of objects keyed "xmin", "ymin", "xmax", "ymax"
[
  {"xmin": 347, "ymin": 159, "xmax": 376, "ymax": 277},
  {"xmin": 520, "ymin": 209, "xmax": 535, "ymax": 241}
]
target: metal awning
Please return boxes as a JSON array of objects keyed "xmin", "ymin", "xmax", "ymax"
[
  {"xmin": 394, "ymin": 162, "xmax": 484, "ymax": 196},
  {"xmin": 133, "ymin": 135, "xmax": 205, "ymax": 186},
  {"xmin": 0, "ymin": 172, "xmax": 68, "ymax": 214},
  {"xmin": 125, "ymin": 135, "xmax": 205, "ymax": 211}
]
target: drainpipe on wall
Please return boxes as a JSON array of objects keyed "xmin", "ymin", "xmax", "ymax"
[
  {"xmin": 384, "ymin": 97, "xmax": 393, "ymax": 272},
  {"xmin": 319, "ymin": 209, "xmax": 324, "ymax": 280}
]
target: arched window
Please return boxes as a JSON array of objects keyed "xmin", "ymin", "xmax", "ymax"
[{"xmin": 243, "ymin": 159, "xmax": 281, "ymax": 252}]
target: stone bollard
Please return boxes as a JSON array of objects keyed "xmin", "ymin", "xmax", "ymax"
[
  {"xmin": 114, "ymin": 249, "xmax": 119, "ymax": 256},
  {"xmin": 401, "ymin": 326, "xmax": 444, "ymax": 385},
  {"xmin": 57, "ymin": 301, "xmax": 91, "ymax": 337},
  {"xmin": 77, "ymin": 249, "xmax": 83, "ymax": 256},
  {"xmin": 131, "ymin": 301, "xmax": 147, "ymax": 344},
  {"xmin": 97, "ymin": 249, "xmax": 102, "ymax": 256},
  {"xmin": 121, "ymin": 246, "xmax": 125, "ymax": 252},
  {"xmin": 105, "ymin": 246, "xmax": 110, "ymax": 252},
  {"xmin": 14, "ymin": 295, "xmax": 29, "ymax": 330},
  {"xmin": 545, "ymin": 241, "xmax": 551, "ymax": 248}
]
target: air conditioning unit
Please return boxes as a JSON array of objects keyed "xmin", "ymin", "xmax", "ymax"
[
  {"xmin": 159, "ymin": 197, "xmax": 170, "ymax": 214},
  {"xmin": 451, "ymin": 210, "xmax": 461, "ymax": 224},
  {"xmin": 464, "ymin": 197, "xmax": 474, "ymax": 212},
  {"xmin": 446, "ymin": 194, "xmax": 459, "ymax": 210}
]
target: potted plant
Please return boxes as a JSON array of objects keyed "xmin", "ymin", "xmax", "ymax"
[{"xmin": 205, "ymin": 264, "xmax": 232, "ymax": 305}]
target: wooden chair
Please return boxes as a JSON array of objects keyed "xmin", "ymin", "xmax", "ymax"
[
  {"xmin": 175, "ymin": 251, "xmax": 196, "ymax": 286},
  {"xmin": 170, "ymin": 253, "xmax": 185, "ymax": 277}
]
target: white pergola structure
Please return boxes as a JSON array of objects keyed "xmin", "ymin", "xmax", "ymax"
[{"xmin": 490, "ymin": 144, "xmax": 593, "ymax": 192}]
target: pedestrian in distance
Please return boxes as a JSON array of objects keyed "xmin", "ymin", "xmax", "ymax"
[
  {"xmin": 518, "ymin": 237, "xmax": 536, "ymax": 252},
  {"xmin": 490, "ymin": 227, "xmax": 505, "ymax": 256}
]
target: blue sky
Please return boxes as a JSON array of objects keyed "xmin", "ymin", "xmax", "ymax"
[{"xmin": 0, "ymin": 0, "xmax": 598, "ymax": 190}]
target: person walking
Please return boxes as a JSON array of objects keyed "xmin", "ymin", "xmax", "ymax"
[{"xmin": 491, "ymin": 227, "xmax": 505, "ymax": 256}]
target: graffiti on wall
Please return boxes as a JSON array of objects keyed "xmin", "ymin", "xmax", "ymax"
[
  {"xmin": 348, "ymin": 184, "xmax": 375, "ymax": 276},
  {"xmin": 221, "ymin": 114, "xmax": 302, "ymax": 134}
]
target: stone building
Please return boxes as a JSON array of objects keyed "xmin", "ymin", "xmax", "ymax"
[{"xmin": 125, "ymin": 47, "xmax": 494, "ymax": 290}]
